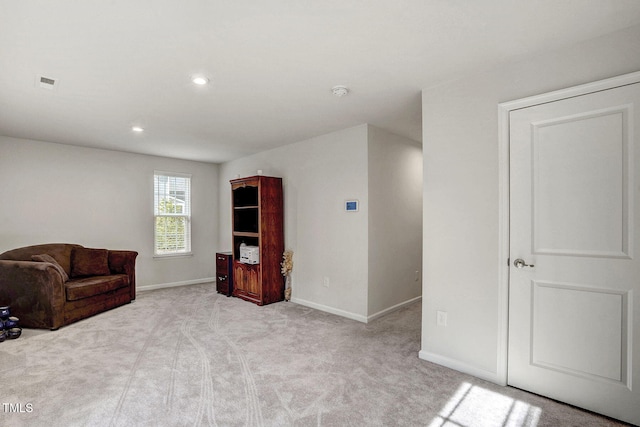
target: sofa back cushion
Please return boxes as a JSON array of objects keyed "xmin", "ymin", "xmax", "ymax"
[
  {"xmin": 71, "ymin": 247, "xmax": 110, "ymax": 277},
  {"xmin": 0, "ymin": 243, "xmax": 81, "ymax": 276}
]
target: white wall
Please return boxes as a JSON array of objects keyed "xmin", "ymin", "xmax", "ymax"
[
  {"xmin": 219, "ymin": 125, "xmax": 370, "ymax": 320},
  {"xmin": 368, "ymin": 125, "xmax": 422, "ymax": 317},
  {"xmin": 219, "ymin": 124, "xmax": 423, "ymax": 321},
  {"xmin": 0, "ymin": 136, "xmax": 219, "ymax": 289},
  {"xmin": 420, "ymin": 24, "xmax": 640, "ymax": 382}
]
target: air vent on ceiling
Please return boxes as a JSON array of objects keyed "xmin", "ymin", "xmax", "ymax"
[{"xmin": 37, "ymin": 75, "xmax": 58, "ymax": 90}]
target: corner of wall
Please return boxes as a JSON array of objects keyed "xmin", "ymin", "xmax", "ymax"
[{"xmin": 366, "ymin": 127, "xmax": 423, "ymax": 317}]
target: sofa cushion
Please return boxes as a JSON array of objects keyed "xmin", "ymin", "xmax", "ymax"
[
  {"xmin": 31, "ymin": 254, "xmax": 69, "ymax": 282},
  {"xmin": 65, "ymin": 275, "xmax": 129, "ymax": 301},
  {"xmin": 0, "ymin": 243, "xmax": 80, "ymax": 275},
  {"xmin": 71, "ymin": 247, "xmax": 110, "ymax": 277}
]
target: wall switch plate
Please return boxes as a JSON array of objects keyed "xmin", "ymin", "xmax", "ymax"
[
  {"xmin": 437, "ymin": 311, "xmax": 448, "ymax": 327},
  {"xmin": 415, "ymin": 270, "xmax": 420, "ymax": 281}
]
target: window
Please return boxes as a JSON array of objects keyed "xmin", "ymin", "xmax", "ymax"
[{"xmin": 154, "ymin": 172, "xmax": 191, "ymax": 256}]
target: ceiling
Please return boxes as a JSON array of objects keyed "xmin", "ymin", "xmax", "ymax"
[{"xmin": 1, "ymin": 1, "xmax": 640, "ymax": 163}]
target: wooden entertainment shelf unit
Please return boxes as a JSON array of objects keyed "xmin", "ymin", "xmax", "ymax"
[{"xmin": 230, "ymin": 175, "xmax": 284, "ymax": 305}]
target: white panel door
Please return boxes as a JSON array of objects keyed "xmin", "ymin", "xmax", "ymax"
[{"xmin": 508, "ymin": 82, "xmax": 640, "ymax": 425}]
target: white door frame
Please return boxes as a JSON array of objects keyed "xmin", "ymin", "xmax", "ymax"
[{"xmin": 496, "ymin": 70, "xmax": 640, "ymax": 386}]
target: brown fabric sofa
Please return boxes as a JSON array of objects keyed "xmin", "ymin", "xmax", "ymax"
[{"xmin": 0, "ymin": 243, "xmax": 137, "ymax": 330}]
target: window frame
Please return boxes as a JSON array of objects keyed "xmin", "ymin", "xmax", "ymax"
[{"xmin": 153, "ymin": 171, "xmax": 192, "ymax": 257}]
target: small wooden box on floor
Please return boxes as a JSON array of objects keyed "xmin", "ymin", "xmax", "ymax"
[
  {"xmin": 230, "ymin": 175, "xmax": 284, "ymax": 305},
  {"xmin": 215, "ymin": 252, "xmax": 233, "ymax": 296}
]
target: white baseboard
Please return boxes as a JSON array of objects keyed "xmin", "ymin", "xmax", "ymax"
[
  {"xmin": 418, "ymin": 350, "xmax": 505, "ymax": 386},
  {"xmin": 137, "ymin": 277, "xmax": 215, "ymax": 293},
  {"xmin": 290, "ymin": 295, "xmax": 422, "ymax": 324},
  {"xmin": 290, "ymin": 297, "xmax": 368, "ymax": 323},
  {"xmin": 367, "ymin": 295, "xmax": 422, "ymax": 322}
]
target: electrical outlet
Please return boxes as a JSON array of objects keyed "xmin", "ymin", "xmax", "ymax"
[
  {"xmin": 323, "ymin": 277, "xmax": 330, "ymax": 288},
  {"xmin": 437, "ymin": 311, "xmax": 448, "ymax": 327}
]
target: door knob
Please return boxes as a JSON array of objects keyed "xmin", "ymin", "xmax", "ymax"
[{"xmin": 513, "ymin": 258, "xmax": 534, "ymax": 269}]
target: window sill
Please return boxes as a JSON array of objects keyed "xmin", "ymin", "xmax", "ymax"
[{"xmin": 153, "ymin": 252, "xmax": 193, "ymax": 259}]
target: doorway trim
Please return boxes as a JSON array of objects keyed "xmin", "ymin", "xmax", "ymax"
[{"xmin": 496, "ymin": 70, "xmax": 640, "ymax": 386}]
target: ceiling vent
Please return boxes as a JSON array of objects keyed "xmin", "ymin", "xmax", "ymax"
[{"xmin": 37, "ymin": 75, "xmax": 58, "ymax": 90}]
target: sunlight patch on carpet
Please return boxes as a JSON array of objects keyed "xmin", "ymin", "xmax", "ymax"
[{"xmin": 428, "ymin": 382, "xmax": 541, "ymax": 427}]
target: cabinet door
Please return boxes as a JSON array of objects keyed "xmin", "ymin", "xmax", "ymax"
[
  {"xmin": 234, "ymin": 264, "xmax": 246, "ymax": 293},
  {"xmin": 233, "ymin": 263, "xmax": 261, "ymax": 301},
  {"xmin": 245, "ymin": 265, "xmax": 259, "ymax": 297}
]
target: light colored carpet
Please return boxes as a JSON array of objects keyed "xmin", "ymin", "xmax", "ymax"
[{"xmin": 0, "ymin": 283, "xmax": 630, "ymax": 427}]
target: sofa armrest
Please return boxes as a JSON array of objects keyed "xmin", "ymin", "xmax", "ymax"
[
  {"xmin": 0, "ymin": 260, "xmax": 66, "ymax": 329},
  {"xmin": 108, "ymin": 250, "xmax": 138, "ymax": 300}
]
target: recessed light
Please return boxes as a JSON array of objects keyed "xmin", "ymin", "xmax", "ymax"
[
  {"xmin": 132, "ymin": 126, "xmax": 144, "ymax": 133},
  {"xmin": 192, "ymin": 76, "xmax": 209, "ymax": 85}
]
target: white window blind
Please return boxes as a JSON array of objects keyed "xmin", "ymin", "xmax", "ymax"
[{"xmin": 154, "ymin": 172, "xmax": 191, "ymax": 255}]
